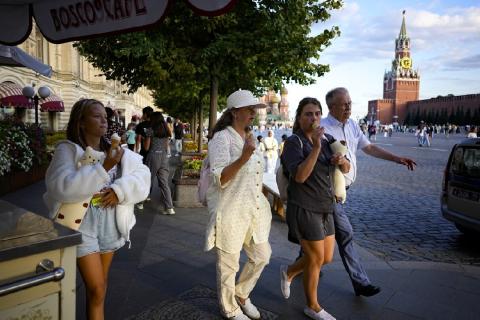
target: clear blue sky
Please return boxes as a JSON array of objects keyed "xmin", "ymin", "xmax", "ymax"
[{"xmin": 285, "ymin": 0, "xmax": 480, "ymax": 121}]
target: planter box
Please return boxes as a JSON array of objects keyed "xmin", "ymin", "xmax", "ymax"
[
  {"xmin": 171, "ymin": 168, "xmax": 204, "ymax": 208},
  {"xmin": 179, "ymin": 151, "xmax": 203, "ymax": 164},
  {"xmin": 0, "ymin": 166, "xmax": 48, "ymax": 196}
]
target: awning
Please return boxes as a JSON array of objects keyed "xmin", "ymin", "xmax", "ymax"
[
  {"xmin": 0, "ymin": 44, "xmax": 52, "ymax": 77},
  {"xmin": 0, "ymin": 0, "xmax": 239, "ymax": 46},
  {"xmin": 0, "ymin": 82, "xmax": 34, "ymax": 109},
  {"xmin": 40, "ymin": 93, "xmax": 64, "ymax": 112}
]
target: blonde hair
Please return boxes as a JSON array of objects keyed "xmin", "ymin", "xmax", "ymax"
[{"xmin": 66, "ymin": 99, "xmax": 109, "ymax": 151}]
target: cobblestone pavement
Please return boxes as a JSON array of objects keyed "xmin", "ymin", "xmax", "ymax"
[
  {"xmin": 260, "ymin": 129, "xmax": 480, "ymax": 265},
  {"xmin": 342, "ymin": 132, "xmax": 480, "ymax": 265}
]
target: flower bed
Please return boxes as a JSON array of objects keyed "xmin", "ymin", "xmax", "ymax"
[
  {"xmin": 0, "ymin": 115, "xmax": 48, "ymax": 176},
  {"xmin": 182, "ymin": 141, "xmax": 208, "ymax": 153}
]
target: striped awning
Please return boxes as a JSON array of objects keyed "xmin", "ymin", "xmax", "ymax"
[
  {"xmin": 40, "ymin": 93, "xmax": 64, "ymax": 112},
  {"xmin": 0, "ymin": 82, "xmax": 34, "ymax": 109}
]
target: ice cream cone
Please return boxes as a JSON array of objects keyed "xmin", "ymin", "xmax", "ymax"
[
  {"xmin": 110, "ymin": 133, "xmax": 121, "ymax": 149},
  {"xmin": 312, "ymin": 123, "xmax": 319, "ymax": 129}
]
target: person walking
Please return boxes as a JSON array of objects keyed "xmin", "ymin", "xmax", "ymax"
[
  {"xmin": 205, "ymin": 90, "xmax": 272, "ymax": 320},
  {"xmin": 166, "ymin": 117, "xmax": 174, "ymax": 158},
  {"xmin": 135, "ymin": 106, "xmax": 153, "ymax": 159},
  {"xmin": 279, "ymin": 134, "xmax": 288, "ymax": 157},
  {"xmin": 280, "ymin": 98, "xmax": 350, "ymax": 320},
  {"xmin": 104, "ymin": 106, "xmax": 126, "ymax": 143},
  {"xmin": 173, "ymin": 118, "xmax": 184, "ymax": 156},
  {"xmin": 467, "ymin": 126, "xmax": 477, "ymax": 138},
  {"xmin": 44, "ymin": 99, "xmax": 150, "ymax": 320},
  {"xmin": 143, "ymin": 112, "xmax": 175, "ymax": 215},
  {"xmin": 263, "ymin": 130, "xmax": 278, "ymax": 174},
  {"xmin": 311, "ymin": 87, "xmax": 417, "ymax": 297},
  {"xmin": 126, "ymin": 124, "xmax": 136, "ymax": 151}
]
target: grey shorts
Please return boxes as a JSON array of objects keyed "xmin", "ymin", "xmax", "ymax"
[
  {"xmin": 286, "ymin": 202, "xmax": 335, "ymax": 244},
  {"xmin": 76, "ymin": 203, "xmax": 125, "ymax": 258}
]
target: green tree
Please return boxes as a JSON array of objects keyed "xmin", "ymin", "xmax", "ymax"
[
  {"xmin": 438, "ymin": 108, "xmax": 448, "ymax": 125},
  {"xmin": 454, "ymin": 105, "xmax": 463, "ymax": 126},
  {"xmin": 426, "ymin": 109, "xmax": 434, "ymax": 124},
  {"xmin": 433, "ymin": 109, "xmax": 439, "ymax": 124},
  {"xmin": 448, "ymin": 108, "xmax": 455, "ymax": 124},
  {"xmin": 420, "ymin": 109, "xmax": 427, "ymax": 124},
  {"xmin": 414, "ymin": 107, "xmax": 421, "ymax": 125},
  {"xmin": 473, "ymin": 105, "xmax": 480, "ymax": 125},
  {"xmin": 253, "ymin": 112, "xmax": 260, "ymax": 127},
  {"xmin": 75, "ymin": 0, "xmax": 343, "ymax": 132},
  {"xmin": 464, "ymin": 108, "xmax": 472, "ymax": 125},
  {"xmin": 403, "ymin": 109, "xmax": 411, "ymax": 125}
]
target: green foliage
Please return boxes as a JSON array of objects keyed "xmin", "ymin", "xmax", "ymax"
[
  {"xmin": 413, "ymin": 107, "xmax": 420, "ymax": 125},
  {"xmin": 448, "ymin": 108, "xmax": 455, "ymax": 124},
  {"xmin": 0, "ymin": 116, "xmax": 48, "ymax": 175},
  {"xmin": 75, "ymin": 0, "xmax": 343, "ymax": 124},
  {"xmin": 253, "ymin": 112, "xmax": 259, "ymax": 126},
  {"xmin": 403, "ymin": 110, "xmax": 410, "ymax": 125},
  {"xmin": 45, "ymin": 131, "xmax": 67, "ymax": 149}
]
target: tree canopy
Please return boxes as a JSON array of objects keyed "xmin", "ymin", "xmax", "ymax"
[{"xmin": 75, "ymin": 0, "xmax": 343, "ymax": 129}]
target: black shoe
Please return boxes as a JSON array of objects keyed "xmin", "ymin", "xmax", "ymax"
[{"xmin": 354, "ymin": 284, "xmax": 382, "ymax": 297}]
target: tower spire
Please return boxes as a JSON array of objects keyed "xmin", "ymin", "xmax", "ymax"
[{"xmin": 399, "ymin": 10, "xmax": 407, "ymax": 38}]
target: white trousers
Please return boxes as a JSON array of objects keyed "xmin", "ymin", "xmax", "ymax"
[
  {"xmin": 265, "ymin": 158, "xmax": 277, "ymax": 174},
  {"xmin": 214, "ymin": 241, "xmax": 271, "ymax": 318},
  {"xmin": 175, "ymin": 139, "xmax": 183, "ymax": 153}
]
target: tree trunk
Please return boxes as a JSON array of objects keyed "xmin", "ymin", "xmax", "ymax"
[
  {"xmin": 191, "ymin": 115, "xmax": 197, "ymax": 141},
  {"xmin": 198, "ymin": 91, "xmax": 205, "ymax": 152},
  {"xmin": 209, "ymin": 64, "xmax": 220, "ymax": 135}
]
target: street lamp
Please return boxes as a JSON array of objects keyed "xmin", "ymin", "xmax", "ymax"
[{"xmin": 22, "ymin": 85, "xmax": 50, "ymax": 125}]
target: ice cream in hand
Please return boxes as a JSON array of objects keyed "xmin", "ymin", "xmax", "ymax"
[
  {"xmin": 110, "ymin": 133, "xmax": 121, "ymax": 149},
  {"xmin": 312, "ymin": 123, "xmax": 319, "ymax": 129},
  {"xmin": 245, "ymin": 126, "xmax": 252, "ymax": 138}
]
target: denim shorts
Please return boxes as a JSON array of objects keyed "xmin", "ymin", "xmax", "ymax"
[{"xmin": 76, "ymin": 203, "xmax": 125, "ymax": 258}]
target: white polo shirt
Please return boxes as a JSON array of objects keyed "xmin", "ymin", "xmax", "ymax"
[{"xmin": 321, "ymin": 113, "xmax": 371, "ymax": 187}]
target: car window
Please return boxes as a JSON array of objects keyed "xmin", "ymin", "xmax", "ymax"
[{"xmin": 451, "ymin": 147, "xmax": 480, "ymax": 179}]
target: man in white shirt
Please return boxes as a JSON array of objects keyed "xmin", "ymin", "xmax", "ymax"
[{"xmin": 320, "ymin": 87, "xmax": 417, "ymax": 297}]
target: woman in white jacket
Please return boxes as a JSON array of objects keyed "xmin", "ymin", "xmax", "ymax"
[{"xmin": 44, "ymin": 99, "xmax": 150, "ymax": 320}]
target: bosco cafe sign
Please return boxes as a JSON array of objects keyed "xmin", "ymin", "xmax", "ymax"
[{"xmin": 0, "ymin": 0, "xmax": 239, "ymax": 45}]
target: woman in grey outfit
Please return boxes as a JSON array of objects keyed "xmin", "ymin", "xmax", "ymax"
[{"xmin": 144, "ymin": 112, "xmax": 175, "ymax": 215}]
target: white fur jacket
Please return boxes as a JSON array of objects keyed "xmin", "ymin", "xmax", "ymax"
[{"xmin": 43, "ymin": 140, "xmax": 150, "ymax": 219}]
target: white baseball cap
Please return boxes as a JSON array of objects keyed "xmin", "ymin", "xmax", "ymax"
[{"xmin": 227, "ymin": 90, "xmax": 267, "ymax": 109}]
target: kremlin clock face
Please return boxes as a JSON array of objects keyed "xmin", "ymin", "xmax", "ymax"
[{"xmin": 401, "ymin": 57, "xmax": 412, "ymax": 69}]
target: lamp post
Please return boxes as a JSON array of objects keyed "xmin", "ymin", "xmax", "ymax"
[{"xmin": 22, "ymin": 86, "xmax": 50, "ymax": 125}]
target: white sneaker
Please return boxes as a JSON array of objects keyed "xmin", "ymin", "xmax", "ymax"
[
  {"xmin": 304, "ymin": 306, "xmax": 336, "ymax": 320},
  {"xmin": 146, "ymin": 197, "xmax": 151, "ymax": 201},
  {"xmin": 227, "ymin": 311, "xmax": 249, "ymax": 320},
  {"xmin": 162, "ymin": 208, "xmax": 175, "ymax": 215},
  {"xmin": 280, "ymin": 265, "xmax": 291, "ymax": 299},
  {"xmin": 167, "ymin": 154, "xmax": 171, "ymax": 158},
  {"xmin": 234, "ymin": 297, "xmax": 260, "ymax": 319},
  {"xmin": 136, "ymin": 203, "xmax": 143, "ymax": 210},
  {"xmin": 175, "ymin": 153, "xmax": 180, "ymax": 157}
]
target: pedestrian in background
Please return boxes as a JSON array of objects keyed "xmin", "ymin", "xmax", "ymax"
[
  {"xmin": 142, "ymin": 112, "xmax": 175, "ymax": 215},
  {"xmin": 135, "ymin": 106, "xmax": 153, "ymax": 160},
  {"xmin": 166, "ymin": 117, "xmax": 174, "ymax": 158},
  {"xmin": 126, "ymin": 124, "xmax": 136, "ymax": 151},
  {"xmin": 205, "ymin": 90, "xmax": 272, "ymax": 320},
  {"xmin": 279, "ymin": 134, "xmax": 288, "ymax": 157},
  {"xmin": 467, "ymin": 126, "xmax": 477, "ymax": 138},
  {"xmin": 263, "ymin": 130, "xmax": 278, "ymax": 174},
  {"xmin": 257, "ymin": 135, "xmax": 265, "ymax": 153},
  {"xmin": 104, "ymin": 106, "xmax": 126, "ymax": 143},
  {"xmin": 173, "ymin": 118, "xmax": 184, "ymax": 156}
]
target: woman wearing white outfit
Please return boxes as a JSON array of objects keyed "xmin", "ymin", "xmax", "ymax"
[
  {"xmin": 263, "ymin": 130, "xmax": 278, "ymax": 173},
  {"xmin": 205, "ymin": 90, "xmax": 272, "ymax": 320}
]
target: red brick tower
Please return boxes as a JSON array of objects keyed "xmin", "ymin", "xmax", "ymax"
[{"xmin": 382, "ymin": 11, "xmax": 420, "ymax": 124}]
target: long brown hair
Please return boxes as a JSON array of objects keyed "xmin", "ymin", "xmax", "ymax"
[
  {"xmin": 150, "ymin": 111, "xmax": 171, "ymax": 138},
  {"xmin": 66, "ymin": 99, "xmax": 109, "ymax": 151},
  {"xmin": 209, "ymin": 109, "xmax": 234, "ymax": 139},
  {"xmin": 292, "ymin": 97, "xmax": 322, "ymax": 134}
]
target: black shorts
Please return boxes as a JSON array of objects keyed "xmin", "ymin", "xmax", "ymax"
[{"xmin": 286, "ymin": 202, "xmax": 335, "ymax": 244}]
